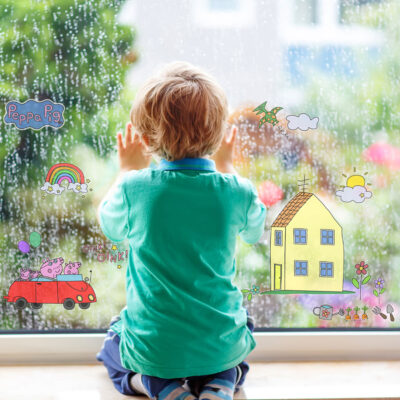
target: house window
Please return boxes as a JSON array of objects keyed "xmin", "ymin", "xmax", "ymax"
[
  {"xmin": 275, "ymin": 230, "xmax": 283, "ymax": 246},
  {"xmin": 321, "ymin": 229, "xmax": 334, "ymax": 245},
  {"xmin": 320, "ymin": 262, "xmax": 334, "ymax": 277},
  {"xmin": 193, "ymin": 0, "xmax": 255, "ymax": 28},
  {"xmin": 294, "ymin": 229, "xmax": 307, "ymax": 244},
  {"xmin": 293, "ymin": 0, "xmax": 319, "ymax": 25},
  {"xmin": 295, "ymin": 261, "xmax": 308, "ymax": 276}
]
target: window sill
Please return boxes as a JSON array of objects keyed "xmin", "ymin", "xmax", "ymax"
[{"xmin": 0, "ymin": 331, "xmax": 399, "ymax": 365}]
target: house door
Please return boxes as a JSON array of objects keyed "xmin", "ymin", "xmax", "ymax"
[{"xmin": 274, "ymin": 264, "xmax": 282, "ymax": 290}]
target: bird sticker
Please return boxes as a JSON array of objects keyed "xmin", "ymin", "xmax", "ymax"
[{"xmin": 253, "ymin": 101, "xmax": 283, "ymax": 128}]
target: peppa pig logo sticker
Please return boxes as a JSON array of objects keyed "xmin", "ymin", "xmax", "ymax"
[{"xmin": 4, "ymin": 99, "xmax": 65, "ymax": 130}]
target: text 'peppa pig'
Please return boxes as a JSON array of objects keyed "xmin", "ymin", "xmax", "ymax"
[{"xmin": 4, "ymin": 99, "xmax": 65, "ymax": 130}]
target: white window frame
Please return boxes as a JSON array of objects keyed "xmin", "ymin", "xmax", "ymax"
[
  {"xmin": 278, "ymin": 0, "xmax": 383, "ymax": 46},
  {"xmin": 1, "ymin": 332, "xmax": 400, "ymax": 364},
  {"xmin": 192, "ymin": 0, "xmax": 255, "ymax": 29}
]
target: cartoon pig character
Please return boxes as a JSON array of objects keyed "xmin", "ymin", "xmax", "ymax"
[
  {"xmin": 30, "ymin": 270, "xmax": 40, "ymax": 279},
  {"xmin": 64, "ymin": 261, "xmax": 81, "ymax": 275},
  {"xmin": 19, "ymin": 268, "xmax": 31, "ymax": 280},
  {"xmin": 40, "ymin": 257, "xmax": 64, "ymax": 279}
]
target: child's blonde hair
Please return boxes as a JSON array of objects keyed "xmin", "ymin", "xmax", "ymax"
[{"xmin": 130, "ymin": 62, "xmax": 228, "ymax": 161}]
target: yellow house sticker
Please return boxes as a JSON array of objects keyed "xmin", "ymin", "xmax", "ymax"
[{"xmin": 269, "ymin": 192, "xmax": 353, "ymax": 294}]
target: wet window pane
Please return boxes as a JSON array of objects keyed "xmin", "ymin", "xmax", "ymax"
[
  {"xmin": 0, "ymin": 0, "xmax": 398, "ymax": 331},
  {"xmin": 294, "ymin": 0, "xmax": 318, "ymax": 25},
  {"xmin": 208, "ymin": 0, "xmax": 240, "ymax": 11}
]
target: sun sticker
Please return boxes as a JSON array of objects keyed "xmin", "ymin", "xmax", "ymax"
[{"xmin": 336, "ymin": 167, "xmax": 372, "ymax": 203}]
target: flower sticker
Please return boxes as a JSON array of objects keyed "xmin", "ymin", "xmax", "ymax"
[
  {"xmin": 322, "ymin": 309, "xmax": 330, "ymax": 319},
  {"xmin": 242, "ymin": 284, "xmax": 262, "ymax": 301},
  {"xmin": 355, "ymin": 261, "xmax": 368, "ymax": 275},
  {"xmin": 375, "ymin": 278, "xmax": 384, "ymax": 289},
  {"xmin": 373, "ymin": 277, "xmax": 386, "ymax": 305},
  {"xmin": 352, "ymin": 261, "xmax": 371, "ymax": 300},
  {"xmin": 251, "ymin": 285, "xmax": 260, "ymax": 294}
]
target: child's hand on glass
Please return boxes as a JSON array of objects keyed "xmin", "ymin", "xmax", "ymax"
[
  {"xmin": 117, "ymin": 122, "xmax": 152, "ymax": 172},
  {"xmin": 212, "ymin": 126, "xmax": 237, "ymax": 174}
]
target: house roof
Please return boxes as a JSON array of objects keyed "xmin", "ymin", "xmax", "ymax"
[{"xmin": 272, "ymin": 192, "xmax": 313, "ymax": 227}]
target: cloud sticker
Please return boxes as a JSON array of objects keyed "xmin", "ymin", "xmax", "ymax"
[
  {"xmin": 68, "ymin": 182, "xmax": 88, "ymax": 194},
  {"xmin": 40, "ymin": 182, "xmax": 65, "ymax": 195},
  {"xmin": 286, "ymin": 113, "xmax": 319, "ymax": 131},
  {"xmin": 336, "ymin": 185, "xmax": 372, "ymax": 203}
]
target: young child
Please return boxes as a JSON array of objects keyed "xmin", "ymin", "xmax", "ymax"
[{"xmin": 97, "ymin": 62, "xmax": 266, "ymax": 400}]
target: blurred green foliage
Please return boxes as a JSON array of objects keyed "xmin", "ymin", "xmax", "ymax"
[
  {"xmin": 0, "ymin": 0, "xmax": 136, "ymax": 330},
  {"xmin": 304, "ymin": 1, "xmax": 400, "ymax": 145},
  {"xmin": 0, "ymin": 0, "xmax": 136, "ymax": 187}
]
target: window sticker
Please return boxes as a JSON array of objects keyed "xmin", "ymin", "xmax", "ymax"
[
  {"xmin": 312, "ymin": 305, "xmax": 344, "ymax": 320},
  {"xmin": 372, "ymin": 305, "xmax": 395, "ymax": 323},
  {"xmin": 253, "ymin": 102, "xmax": 319, "ymax": 135},
  {"xmin": 18, "ymin": 231, "xmax": 41, "ymax": 254},
  {"xmin": 253, "ymin": 101, "xmax": 283, "ymax": 128},
  {"xmin": 241, "ymin": 285, "xmax": 261, "ymax": 302},
  {"xmin": 40, "ymin": 163, "xmax": 92, "ymax": 198},
  {"xmin": 286, "ymin": 113, "xmax": 319, "ymax": 131},
  {"xmin": 4, "ymin": 257, "xmax": 96, "ymax": 311},
  {"xmin": 352, "ymin": 261, "xmax": 371, "ymax": 300},
  {"xmin": 4, "ymin": 99, "xmax": 65, "ymax": 130},
  {"xmin": 373, "ymin": 278, "xmax": 385, "ymax": 305},
  {"xmin": 82, "ymin": 241, "xmax": 129, "ymax": 270},
  {"xmin": 336, "ymin": 168, "xmax": 372, "ymax": 203},
  {"xmin": 269, "ymin": 190, "xmax": 348, "ymax": 294}
]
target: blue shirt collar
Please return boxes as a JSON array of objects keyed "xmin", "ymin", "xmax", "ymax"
[{"xmin": 157, "ymin": 158, "xmax": 216, "ymax": 172}]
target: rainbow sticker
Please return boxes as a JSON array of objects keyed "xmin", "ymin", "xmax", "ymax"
[{"xmin": 41, "ymin": 163, "xmax": 90, "ymax": 196}]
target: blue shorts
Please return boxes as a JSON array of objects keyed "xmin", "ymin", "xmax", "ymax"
[{"xmin": 97, "ymin": 315, "xmax": 254, "ymax": 396}]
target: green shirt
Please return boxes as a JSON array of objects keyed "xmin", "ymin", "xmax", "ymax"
[{"xmin": 99, "ymin": 158, "xmax": 266, "ymax": 378}]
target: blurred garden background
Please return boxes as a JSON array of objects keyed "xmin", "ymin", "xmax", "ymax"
[{"xmin": 0, "ymin": 0, "xmax": 399, "ymax": 331}]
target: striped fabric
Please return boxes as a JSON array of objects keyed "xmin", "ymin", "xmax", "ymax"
[
  {"xmin": 158, "ymin": 381, "xmax": 197, "ymax": 400},
  {"xmin": 199, "ymin": 378, "xmax": 235, "ymax": 400}
]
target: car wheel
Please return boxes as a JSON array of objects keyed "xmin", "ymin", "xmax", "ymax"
[
  {"xmin": 79, "ymin": 303, "xmax": 90, "ymax": 310},
  {"xmin": 15, "ymin": 298, "xmax": 27, "ymax": 310},
  {"xmin": 31, "ymin": 303, "xmax": 43, "ymax": 310},
  {"xmin": 63, "ymin": 298, "xmax": 75, "ymax": 310}
]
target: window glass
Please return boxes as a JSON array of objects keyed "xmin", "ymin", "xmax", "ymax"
[
  {"xmin": 293, "ymin": 0, "xmax": 318, "ymax": 25},
  {"xmin": 274, "ymin": 230, "xmax": 282, "ymax": 246},
  {"xmin": 321, "ymin": 229, "xmax": 334, "ymax": 245},
  {"xmin": 320, "ymin": 262, "xmax": 334, "ymax": 277},
  {"xmin": 208, "ymin": 0, "xmax": 240, "ymax": 11},
  {"xmin": 294, "ymin": 229, "xmax": 307, "ymax": 244},
  {"xmin": 0, "ymin": 0, "xmax": 399, "ymax": 332},
  {"xmin": 295, "ymin": 261, "xmax": 308, "ymax": 276}
]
